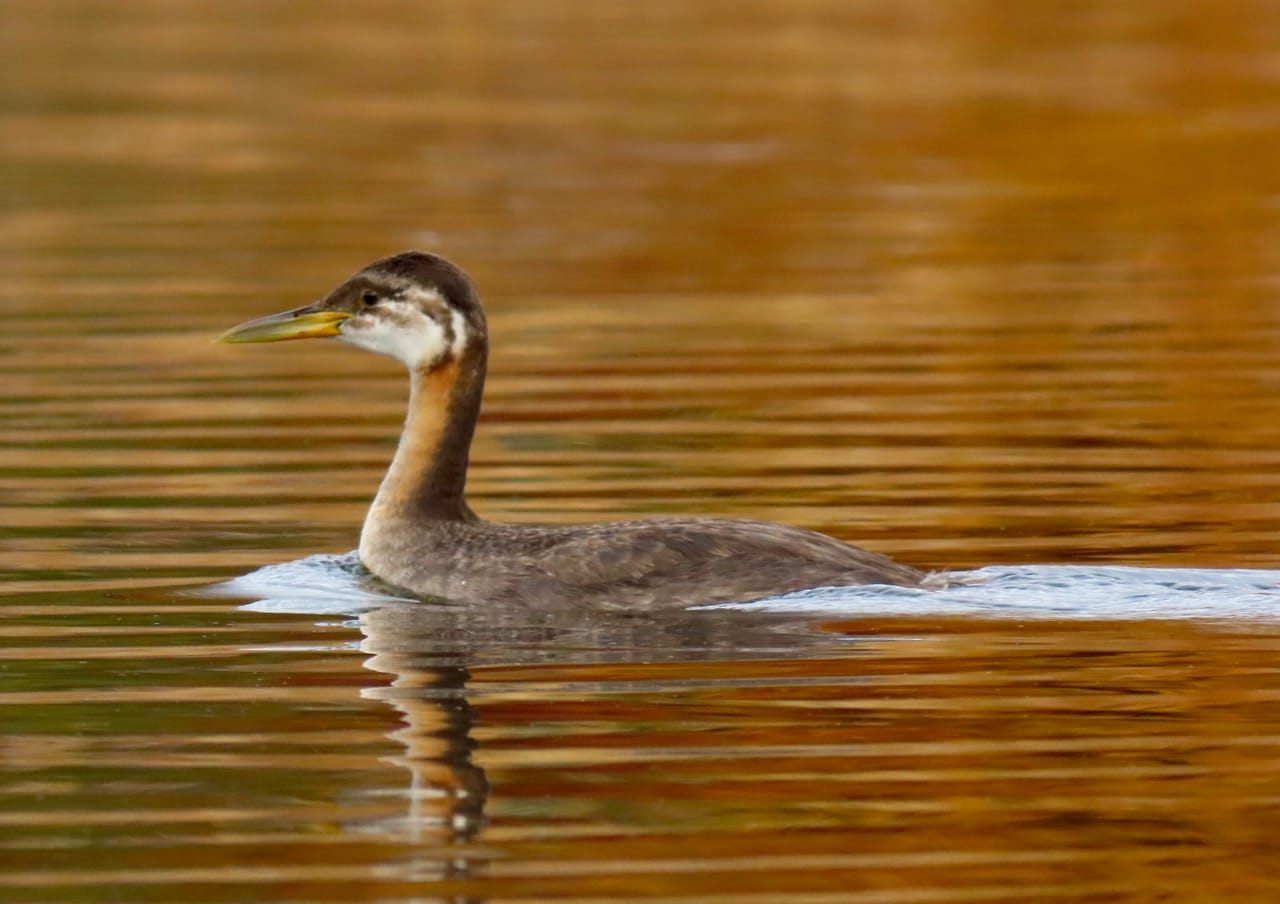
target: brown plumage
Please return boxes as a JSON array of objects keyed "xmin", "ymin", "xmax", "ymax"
[{"xmin": 221, "ymin": 252, "xmax": 926, "ymax": 609}]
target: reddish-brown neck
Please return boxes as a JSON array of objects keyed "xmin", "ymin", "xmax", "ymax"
[{"xmin": 369, "ymin": 348, "xmax": 486, "ymax": 524}]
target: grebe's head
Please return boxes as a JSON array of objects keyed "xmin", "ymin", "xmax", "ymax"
[{"xmin": 220, "ymin": 251, "xmax": 486, "ymax": 371}]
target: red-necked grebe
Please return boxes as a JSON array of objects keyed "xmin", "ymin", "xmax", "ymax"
[{"xmin": 220, "ymin": 252, "xmax": 925, "ymax": 608}]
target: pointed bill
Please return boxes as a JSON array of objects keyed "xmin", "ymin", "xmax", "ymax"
[{"xmin": 219, "ymin": 307, "xmax": 352, "ymax": 343}]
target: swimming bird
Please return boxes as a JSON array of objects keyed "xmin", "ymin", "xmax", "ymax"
[{"xmin": 220, "ymin": 252, "xmax": 925, "ymax": 608}]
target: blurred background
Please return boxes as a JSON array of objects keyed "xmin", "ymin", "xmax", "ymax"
[
  {"xmin": 8, "ymin": 5, "xmax": 1280, "ymax": 903},
  {"xmin": 4, "ymin": 0, "xmax": 1280, "ymax": 585}
]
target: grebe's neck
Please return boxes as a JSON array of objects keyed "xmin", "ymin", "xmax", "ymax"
[{"xmin": 362, "ymin": 347, "xmax": 487, "ymax": 543}]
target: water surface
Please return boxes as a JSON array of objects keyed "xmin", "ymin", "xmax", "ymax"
[{"xmin": 5, "ymin": 1, "xmax": 1280, "ymax": 901}]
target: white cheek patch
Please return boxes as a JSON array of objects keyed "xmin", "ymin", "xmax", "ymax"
[
  {"xmin": 338, "ymin": 300, "xmax": 451, "ymax": 369},
  {"xmin": 449, "ymin": 308, "xmax": 468, "ymax": 357}
]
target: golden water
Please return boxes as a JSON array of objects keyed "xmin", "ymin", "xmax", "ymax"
[{"xmin": 5, "ymin": 2, "xmax": 1280, "ymax": 901}]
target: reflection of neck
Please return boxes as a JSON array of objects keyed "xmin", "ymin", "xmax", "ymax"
[
  {"xmin": 370, "ymin": 349, "xmax": 486, "ymax": 525},
  {"xmin": 360, "ymin": 609, "xmax": 489, "ymax": 847},
  {"xmin": 389, "ymin": 666, "xmax": 487, "ymax": 843}
]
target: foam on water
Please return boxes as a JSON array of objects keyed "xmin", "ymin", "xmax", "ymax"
[
  {"xmin": 711, "ymin": 565, "xmax": 1280, "ymax": 620},
  {"xmin": 209, "ymin": 552, "xmax": 421, "ymax": 614},
  {"xmin": 208, "ymin": 553, "xmax": 1280, "ymax": 620}
]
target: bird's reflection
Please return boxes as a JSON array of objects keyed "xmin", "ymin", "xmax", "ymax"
[
  {"xmin": 359, "ymin": 654, "xmax": 486, "ymax": 844},
  {"xmin": 349, "ymin": 597, "xmax": 837, "ymax": 873}
]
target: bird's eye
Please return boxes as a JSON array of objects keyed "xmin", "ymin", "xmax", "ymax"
[{"xmin": 361, "ymin": 291, "xmax": 379, "ymax": 306}]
